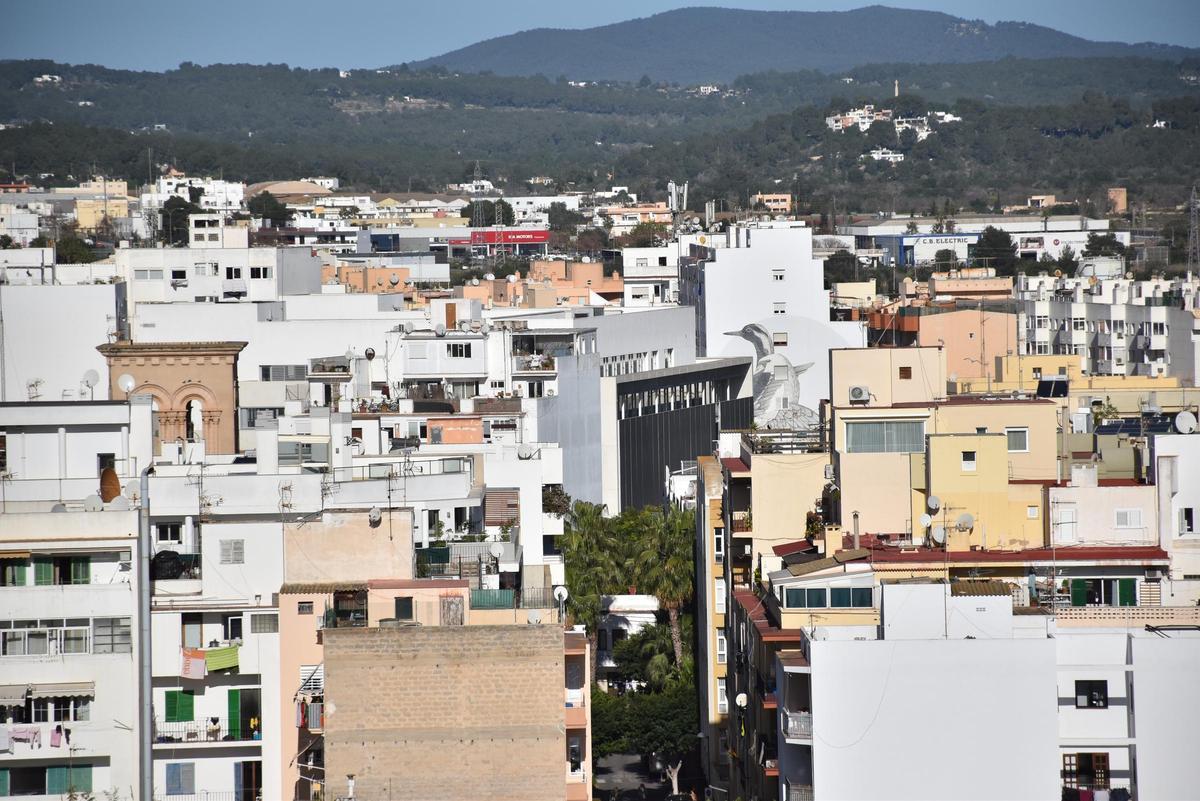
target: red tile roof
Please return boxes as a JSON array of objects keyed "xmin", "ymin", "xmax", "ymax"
[
  {"xmin": 367, "ymin": 578, "xmax": 470, "ymax": 589},
  {"xmin": 773, "ymin": 540, "xmax": 816, "ymax": 557},
  {"xmin": 733, "ymin": 590, "xmax": 804, "ymax": 644}
]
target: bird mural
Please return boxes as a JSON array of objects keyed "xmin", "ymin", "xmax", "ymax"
[{"xmin": 725, "ymin": 323, "xmax": 818, "ymax": 429}]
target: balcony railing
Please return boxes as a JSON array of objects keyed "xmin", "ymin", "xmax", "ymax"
[
  {"xmin": 783, "ymin": 710, "xmax": 813, "ymax": 739},
  {"xmin": 153, "ymin": 718, "xmax": 262, "ymax": 744},
  {"xmin": 785, "ymin": 781, "xmax": 815, "ymax": 801},
  {"xmin": 151, "ymin": 551, "xmax": 201, "ymax": 581},
  {"xmin": 154, "ymin": 793, "xmax": 239, "ymax": 801},
  {"xmin": 513, "ymin": 354, "xmax": 557, "ymax": 372},
  {"xmin": 470, "ymin": 588, "xmax": 516, "ymax": 609}
]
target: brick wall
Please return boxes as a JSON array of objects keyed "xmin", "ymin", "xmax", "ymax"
[{"xmin": 324, "ymin": 625, "xmax": 566, "ymax": 801}]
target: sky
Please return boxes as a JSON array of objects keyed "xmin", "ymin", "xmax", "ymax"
[{"xmin": 5, "ymin": 0, "xmax": 1199, "ymax": 72}]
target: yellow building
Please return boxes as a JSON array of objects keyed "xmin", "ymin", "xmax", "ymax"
[{"xmin": 76, "ymin": 196, "xmax": 130, "ymax": 230}]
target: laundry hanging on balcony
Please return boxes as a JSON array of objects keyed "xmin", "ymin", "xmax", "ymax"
[
  {"xmin": 181, "ymin": 647, "xmax": 207, "ymax": 680},
  {"xmin": 204, "ymin": 645, "xmax": 239, "ymax": 671}
]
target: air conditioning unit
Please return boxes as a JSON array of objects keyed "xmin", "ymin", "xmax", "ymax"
[{"xmin": 848, "ymin": 385, "xmax": 870, "ymax": 404}]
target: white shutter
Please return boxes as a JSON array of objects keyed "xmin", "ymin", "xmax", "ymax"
[
  {"xmin": 299, "ymin": 664, "xmax": 324, "ymax": 693},
  {"xmin": 219, "ymin": 539, "xmax": 245, "ymax": 564}
]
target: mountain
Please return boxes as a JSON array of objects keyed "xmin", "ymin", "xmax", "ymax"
[{"xmin": 411, "ymin": 5, "xmax": 1199, "ymax": 83}]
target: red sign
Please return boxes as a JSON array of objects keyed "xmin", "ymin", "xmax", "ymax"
[{"xmin": 448, "ymin": 229, "xmax": 550, "ymax": 246}]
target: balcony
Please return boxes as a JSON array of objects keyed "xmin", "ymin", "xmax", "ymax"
[
  {"xmin": 1054, "ymin": 605, "xmax": 1200, "ymax": 627},
  {"xmin": 151, "ymin": 550, "xmax": 202, "ymax": 596},
  {"xmin": 565, "ymin": 688, "xmax": 587, "ymax": 729},
  {"xmin": 782, "ymin": 710, "xmax": 813, "ymax": 741},
  {"xmin": 152, "ymin": 717, "xmax": 262, "ymax": 747},
  {"xmin": 513, "ymin": 353, "xmax": 557, "ymax": 373},
  {"xmin": 785, "ymin": 781, "xmax": 815, "ymax": 801},
  {"xmin": 154, "ymin": 794, "xmax": 239, "ymax": 801},
  {"xmin": 731, "ymin": 510, "xmax": 752, "ymax": 534}
]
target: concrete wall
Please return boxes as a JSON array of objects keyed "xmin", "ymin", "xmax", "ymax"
[
  {"xmin": 284, "ymin": 512, "xmax": 413, "ymax": 583},
  {"xmin": 810, "ymin": 637, "xmax": 1059, "ymax": 800},
  {"xmin": 1131, "ymin": 634, "xmax": 1200, "ymax": 801},
  {"xmin": 323, "ymin": 625, "xmax": 565, "ymax": 801},
  {"xmin": 916, "ymin": 309, "xmax": 1016, "ymax": 383}
]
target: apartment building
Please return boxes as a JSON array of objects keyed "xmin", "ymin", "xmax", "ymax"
[
  {"xmin": 751, "ymin": 193, "xmax": 791, "ymax": 215},
  {"xmin": 679, "ymin": 222, "xmax": 864, "ymax": 426},
  {"xmin": 1015, "ymin": 273, "xmax": 1200, "ymax": 381}
]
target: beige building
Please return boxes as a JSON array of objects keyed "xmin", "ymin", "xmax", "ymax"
[
  {"xmin": 751, "ymin": 193, "xmax": 792, "ymax": 215},
  {"xmin": 97, "ymin": 340, "xmax": 246, "ymax": 455},
  {"xmin": 76, "ymin": 196, "xmax": 130, "ymax": 230}
]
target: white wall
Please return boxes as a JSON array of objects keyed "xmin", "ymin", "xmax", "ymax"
[
  {"xmin": 810, "ymin": 637, "xmax": 1059, "ymax": 801},
  {"xmin": 1131, "ymin": 634, "xmax": 1200, "ymax": 801}
]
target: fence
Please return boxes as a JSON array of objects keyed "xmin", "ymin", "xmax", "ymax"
[{"xmin": 154, "ymin": 718, "xmax": 262, "ymax": 744}]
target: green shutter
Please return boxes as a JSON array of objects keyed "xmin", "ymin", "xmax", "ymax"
[
  {"xmin": 45, "ymin": 766, "xmax": 68, "ymax": 795},
  {"xmin": 1118, "ymin": 579, "xmax": 1137, "ymax": 607},
  {"xmin": 166, "ymin": 690, "xmax": 194, "ymax": 722},
  {"xmin": 228, "ymin": 688, "xmax": 241, "ymax": 739},
  {"xmin": 165, "ymin": 690, "xmax": 177, "ymax": 722},
  {"xmin": 70, "ymin": 766, "xmax": 92, "ymax": 793},
  {"xmin": 1070, "ymin": 579, "xmax": 1088, "ymax": 607},
  {"xmin": 70, "ymin": 556, "xmax": 90, "ymax": 584},
  {"xmin": 0, "ymin": 767, "xmax": 9, "ymax": 797},
  {"xmin": 33, "ymin": 556, "xmax": 53, "ymax": 586}
]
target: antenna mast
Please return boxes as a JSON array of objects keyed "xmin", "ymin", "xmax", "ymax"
[{"xmin": 1187, "ymin": 185, "xmax": 1199, "ymax": 274}]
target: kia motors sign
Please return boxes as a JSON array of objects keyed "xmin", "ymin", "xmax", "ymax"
[{"xmin": 448, "ymin": 229, "xmax": 550, "ymax": 245}]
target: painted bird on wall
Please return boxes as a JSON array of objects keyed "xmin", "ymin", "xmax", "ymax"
[{"xmin": 725, "ymin": 323, "xmax": 817, "ymax": 429}]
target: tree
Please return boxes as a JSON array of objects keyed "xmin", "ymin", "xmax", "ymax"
[
  {"xmin": 638, "ymin": 74, "xmax": 653, "ymax": 89},
  {"xmin": 933, "ymin": 248, "xmax": 957, "ymax": 269},
  {"xmin": 55, "ymin": 236, "xmax": 96, "ymax": 264},
  {"xmin": 1057, "ymin": 244, "xmax": 1079, "ymax": 274},
  {"xmin": 823, "ymin": 249, "xmax": 858, "ymax": 287},
  {"xmin": 1082, "ymin": 232, "xmax": 1126, "ymax": 258},
  {"xmin": 247, "ymin": 191, "xmax": 293, "ymax": 228},
  {"xmin": 160, "ymin": 195, "xmax": 202, "ymax": 245},
  {"xmin": 575, "ymin": 227, "xmax": 609, "ymax": 252},
  {"xmin": 632, "ymin": 506, "xmax": 694, "ymax": 667},
  {"xmin": 541, "ymin": 484, "xmax": 572, "ymax": 517},
  {"xmin": 611, "ymin": 618, "xmax": 694, "ymax": 690},
  {"xmin": 590, "ymin": 685, "xmax": 629, "ymax": 758},
  {"xmin": 618, "ymin": 222, "xmax": 667, "ymax": 248},
  {"xmin": 461, "ymin": 199, "xmax": 514, "ymax": 227},
  {"xmin": 625, "ymin": 679, "xmax": 699, "ymax": 796},
  {"xmin": 904, "ymin": 220, "xmax": 919, "ymax": 234},
  {"xmin": 547, "ymin": 201, "xmax": 585, "ymax": 233},
  {"xmin": 0, "ymin": 234, "xmax": 14, "ymax": 249},
  {"xmin": 561, "ymin": 500, "xmax": 620, "ymax": 678},
  {"xmin": 974, "ymin": 225, "xmax": 1018, "ymax": 274}
]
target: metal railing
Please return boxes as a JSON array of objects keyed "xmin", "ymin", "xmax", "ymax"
[
  {"xmin": 783, "ymin": 710, "xmax": 813, "ymax": 739},
  {"xmin": 470, "ymin": 588, "xmax": 515, "ymax": 609},
  {"xmin": 786, "ymin": 782, "xmax": 814, "ymax": 801},
  {"xmin": 154, "ymin": 718, "xmax": 262, "ymax": 744},
  {"xmin": 153, "ymin": 793, "xmax": 239, "ymax": 801},
  {"xmin": 513, "ymin": 354, "xmax": 557, "ymax": 372},
  {"xmin": 519, "ymin": 587, "xmax": 557, "ymax": 609}
]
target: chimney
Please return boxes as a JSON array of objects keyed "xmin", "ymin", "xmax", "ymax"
[
  {"xmin": 894, "ymin": 79, "xmax": 899, "ymax": 98},
  {"xmin": 852, "ymin": 511, "xmax": 860, "ymax": 550}
]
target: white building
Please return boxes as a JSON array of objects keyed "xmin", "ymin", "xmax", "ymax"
[
  {"xmin": 140, "ymin": 176, "xmax": 246, "ymax": 214},
  {"xmin": 1153, "ymin": 430, "xmax": 1200, "ymax": 604},
  {"xmin": 864, "ymin": 147, "xmax": 904, "ymax": 163},
  {"xmin": 0, "ymin": 204, "xmax": 39, "ymax": 246},
  {"xmin": 679, "ymin": 222, "xmax": 864, "ymax": 426},
  {"xmin": 1015, "ymin": 273, "xmax": 1200, "ymax": 379}
]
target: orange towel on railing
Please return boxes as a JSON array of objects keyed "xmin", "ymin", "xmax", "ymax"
[{"xmin": 181, "ymin": 647, "xmax": 207, "ymax": 680}]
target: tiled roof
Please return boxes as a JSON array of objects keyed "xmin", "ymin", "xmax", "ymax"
[
  {"xmin": 949, "ymin": 580, "xmax": 1012, "ymax": 597},
  {"xmin": 721, "ymin": 457, "xmax": 750, "ymax": 475}
]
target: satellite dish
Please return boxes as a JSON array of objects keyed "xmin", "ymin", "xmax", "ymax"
[
  {"xmin": 117, "ymin": 374, "xmax": 136, "ymax": 393},
  {"xmin": 124, "ymin": 482, "xmax": 138, "ymax": 500},
  {"xmin": 734, "ymin": 692, "xmax": 748, "ymax": 709},
  {"xmin": 364, "ymin": 347, "xmax": 376, "ymax": 361},
  {"xmin": 931, "ymin": 525, "xmax": 946, "ymax": 545},
  {"xmin": 82, "ymin": 369, "xmax": 100, "ymax": 388},
  {"xmin": 389, "ymin": 273, "xmax": 400, "ymax": 285},
  {"xmin": 82, "ymin": 494, "xmax": 104, "ymax": 512},
  {"xmin": 484, "ymin": 273, "xmax": 495, "ymax": 281},
  {"xmin": 107, "ymin": 495, "xmax": 131, "ymax": 511},
  {"xmin": 517, "ymin": 444, "xmax": 534, "ymax": 460},
  {"xmin": 955, "ymin": 513, "xmax": 975, "ymax": 531},
  {"xmin": 434, "ymin": 323, "xmax": 446, "ymax": 337},
  {"xmin": 376, "ymin": 277, "xmax": 384, "ymax": 286},
  {"xmin": 552, "ymin": 585, "xmax": 569, "ymax": 603},
  {"xmin": 50, "ymin": 503, "xmax": 68, "ymax": 513},
  {"xmin": 488, "ymin": 542, "xmax": 504, "ymax": 560},
  {"xmin": 926, "ymin": 495, "xmax": 941, "ymax": 512},
  {"xmin": 581, "ymin": 256, "xmax": 591, "ymax": 263},
  {"xmin": 918, "ymin": 513, "xmax": 932, "ymax": 529},
  {"xmin": 1175, "ymin": 410, "xmax": 1198, "ymax": 434},
  {"xmin": 506, "ymin": 274, "xmax": 517, "ymax": 284},
  {"xmin": 459, "ymin": 321, "xmax": 471, "ymax": 332},
  {"xmin": 403, "ymin": 321, "xmax": 414, "ymax": 334},
  {"xmin": 367, "ymin": 506, "xmax": 382, "ymax": 525},
  {"xmin": 471, "ymin": 278, "xmax": 480, "ymax": 286},
  {"xmin": 527, "ymin": 610, "xmax": 542, "ymax": 625}
]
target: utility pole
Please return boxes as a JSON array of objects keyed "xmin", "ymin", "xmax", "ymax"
[{"xmin": 1187, "ymin": 185, "xmax": 1199, "ymax": 274}]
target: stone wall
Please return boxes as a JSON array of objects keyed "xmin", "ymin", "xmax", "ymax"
[{"xmin": 324, "ymin": 625, "xmax": 565, "ymax": 801}]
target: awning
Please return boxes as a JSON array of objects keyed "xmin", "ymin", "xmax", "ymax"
[
  {"xmin": 30, "ymin": 682, "xmax": 94, "ymax": 699},
  {"xmin": 0, "ymin": 684, "xmax": 29, "ymax": 704},
  {"xmin": 0, "ymin": 550, "xmax": 31, "ymax": 559},
  {"xmin": 205, "ymin": 645, "xmax": 239, "ymax": 671}
]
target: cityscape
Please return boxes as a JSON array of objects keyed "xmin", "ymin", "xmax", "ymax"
[{"xmin": 1, "ymin": 2, "xmax": 1200, "ymax": 800}]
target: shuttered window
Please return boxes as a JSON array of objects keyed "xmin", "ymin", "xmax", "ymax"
[
  {"xmin": 484, "ymin": 490, "xmax": 519, "ymax": 526},
  {"xmin": 165, "ymin": 690, "xmax": 195, "ymax": 722},
  {"xmin": 166, "ymin": 763, "xmax": 195, "ymax": 795},
  {"xmin": 219, "ymin": 540, "xmax": 245, "ymax": 564}
]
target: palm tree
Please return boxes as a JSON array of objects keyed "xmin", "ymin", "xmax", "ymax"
[
  {"xmin": 561, "ymin": 500, "xmax": 619, "ymax": 678},
  {"xmin": 633, "ymin": 506, "xmax": 695, "ymax": 666}
]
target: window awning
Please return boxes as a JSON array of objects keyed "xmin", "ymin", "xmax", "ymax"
[
  {"xmin": 0, "ymin": 550, "xmax": 31, "ymax": 559},
  {"xmin": 30, "ymin": 681, "xmax": 94, "ymax": 699},
  {"xmin": 0, "ymin": 684, "xmax": 29, "ymax": 704}
]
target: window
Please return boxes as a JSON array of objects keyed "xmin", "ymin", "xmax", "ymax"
[
  {"xmin": 772, "ymin": 269, "xmax": 785, "ymax": 282},
  {"xmin": 92, "ymin": 617, "xmax": 132, "ymax": 653},
  {"xmin": 297, "ymin": 601, "xmax": 314, "ymax": 615},
  {"xmin": 845, "ymin": 421, "xmax": 925, "ymax": 453},
  {"xmin": 714, "ymin": 530, "xmax": 724, "ymax": 563},
  {"xmin": 1062, "ymin": 753, "xmax": 1109, "ymax": 790},
  {"xmin": 222, "ymin": 613, "xmax": 243, "ymax": 641},
  {"xmin": 171, "ymin": 269, "xmax": 187, "ymax": 280},
  {"xmin": 898, "ymin": 366, "xmax": 912, "ymax": 380},
  {"xmin": 1180, "ymin": 507, "xmax": 1195, "ymax": 535},
  {"xmin": 134, "ymin": 269, "xmax": 164, "ymax": 280},
  {"xmin": 164, "ymin": 690, "xmax": 195, "ymax": 723},
  {"xmin": 1115, "ymin": 509, "xmax": 1143, "ymax": 529},
  {"xmin": 0, "ymin": 433, "xmax": 6, "ymax": 472},
  {"xmin": 961, "ymin": 450, "xmax": 977, "ymax": 471},
  {"xmin": 1075, "ymin": 680, "xmax": 1108, "ymax": 709},
  {"xmin": 772, "ymin": 332, "xmax": 788, "ymax": 347},
  {"xmin": 394, "ymin": 596, "xmax": 414, "ymax": 621},
  {"xmin": 239, "ymin": 407, "xmax": 283, "ymax": 428},
  {"xmin": 33, "ymin": 555, "xmax": 90, "ymax": 586},
  {"xmin": 851, "ymin": 587, "xmax": 873, "ymax": 607},
  {"xmin": 225, "ymin": 266, "xmax": 242, "ymax": 279},
  {"xmin": 250, "ymin": 266, "xmax": 272, "ymax": 279},
  {"xmin": 715, "ymin": 578, "xmax": 726, "ymax": 613},
  {"xmin": 446, "ymin": 342, "xmax": 472, "ymax": 358},
  {"xmin": 1, "ymin": 557, "xmax": 27, "ymax": 586},
  {"xmin": 784, "ymin": 587, "xmax": 829, "ymax": 608},
  {"xmin": 717, "ymin": 632, "xmax": 727, "ymax": 664},
  {"xmin": 260, "ymin": 365, "xmax": 307, "ymax": 381},
  {"xmin": 1005, "ymin": 427, "xmax": 1029, "ymax": 452},
  {"xmin": 33, "ymin": 696, "xmax": 90, "ymax": 722},
  {"xmin": 156, "ymin": 523, "xmax": 182, "ymax": 545},
  {"xmin": 165, "ymin": 762, "xmax": 196, "ymax": 795},
  {"xmin": 219, "ymin": 539, "xmax": 245, "ymax": 564},
  {"xmin": 1027, "ymin": 505, "xmax": 1040, "ymax": 519},
  {"xmin": 772, "ymin": 302, "xmax": 787, "ymax": 315},
  {"xmin": 278, "ymin": 442, "xmax": 329, "ymax": 465},
  {"xmin": 250, "ymin": 613, "xmax": 278, "ymax": 633},
  {"xmin": 717, "ymin": 678, "xmax": 728, "ymax": 714}
]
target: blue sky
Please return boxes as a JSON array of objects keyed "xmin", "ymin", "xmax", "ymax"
[{"xmin": 6, "ymin": 1, "xmax": 1199, "ymax": 71}]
